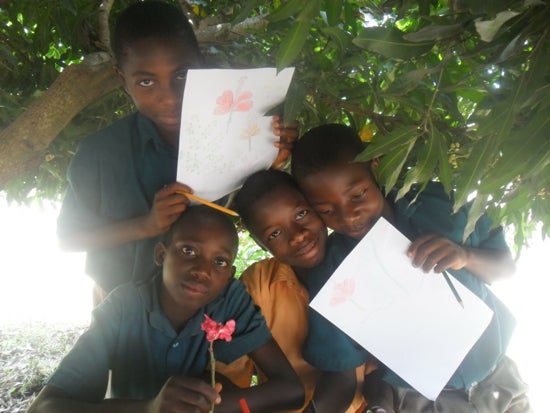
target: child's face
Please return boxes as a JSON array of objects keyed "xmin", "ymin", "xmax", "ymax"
[
  {"xmin": 155, "ymin": 218, "xmax": 236, "ymax": 314},
  {"xmin": 117, "ymin": 37, "xmax": 201, "ymax": 144},
  {"xmin": 247, "ymin": 187, "xmax": 327, "ymax": 269},
  {"xmin": 298, "ymin": 160, "xmax": 389, "ymax": 240}
]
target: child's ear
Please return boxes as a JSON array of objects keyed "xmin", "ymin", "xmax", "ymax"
[
  {"xmin": 229, "ymin": 266, "xmax": 236, "ymax": 281},
  {"xmin": 154, "ymin": 243, "xmax": 167, "ymax": 266}
]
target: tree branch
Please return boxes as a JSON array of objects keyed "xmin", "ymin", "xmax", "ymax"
[{"xmin": 0, "ymin": 53, "xmax": 120, "ymax": 187}]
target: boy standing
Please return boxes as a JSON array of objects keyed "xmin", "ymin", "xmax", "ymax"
[
  {"xmin": 291, "ymin": 124, "xmax": 531, "ymax": 413},
  {"xmin": 57, "ymin": 1, "xmax": 296, "ymax": 297},
  {"xmin": 28, "ymin": 205, "xmax": 304, "ymax": 413}
]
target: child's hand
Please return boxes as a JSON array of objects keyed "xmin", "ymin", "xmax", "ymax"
[
  {"xmin": 144, "ymin": 182, "xmax": 192, "ymax": 237},
  {"xmin": 407, "ymin": 233, "xmax": 468, "ymax": 273},
  {"xmin": 149, "ymin": 376, "xmax": 222, "ymax": 413},
  {"xmin": 271, "ymin": 115, "xmax": 299, "ymax": 169}
]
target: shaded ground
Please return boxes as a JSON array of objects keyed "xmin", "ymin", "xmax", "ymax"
[{"xmin": 0, "ymin": 322, "xmax": 86, "ymax": 413}]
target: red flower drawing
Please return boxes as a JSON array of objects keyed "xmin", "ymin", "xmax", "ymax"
[
  {"xmin": 330, "ymin": 278, "xmax": 356, "ymax": 305},
  {"xmin": 214, "ymin": 90, "xmax": 253, "ymax": 114}
]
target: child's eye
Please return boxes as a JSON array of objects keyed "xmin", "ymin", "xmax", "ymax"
[
  {"xmin": 138, "ymin": 79, "xmax": 155, "ymax": 87},
  {"xmin": 296, "ymin": 209, "xmax": 308, "ymax": 220},
  {"xmin": 181, "ymin": 246, "xmax": 196, "ymax": 256},
  {"xmin": 351, "ymin": 189, "xmax": 367, "ymax": 202},
  {"xmin": 317, "ymin": 208, "xmax": 332, "ymax": 215},
  {"xmin": 268, "ymin": 229, "xmax": 281, "ymax": 240},
  {"xmin": 213, "ymin": 257, "xmax": 229, "ymax": 267},
  {"xmin": 176, "ymin": 71, "xmax": 188, "ymax": 81}
]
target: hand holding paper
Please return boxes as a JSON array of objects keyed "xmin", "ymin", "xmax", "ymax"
[
  {"xmin": 177, "ymin": 68, "xmax": 295, "ymax": 202},
  {"xmin": 310, "ymin": 218, "xmax": 493, "ymax": 400}
]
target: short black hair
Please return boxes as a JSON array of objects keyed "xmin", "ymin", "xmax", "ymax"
[
  {"xmin": 233, "ymin": 169, "xmax": 301, "ymax": 229},
  {"xmin": 164, "ymin": 205, "xmax": 239, "ymax": 256},
  {"xmin": 291, "ymin": 124, "xmax": 366, "ymax": 180},
  {"xmin": 113, "ymin": 0, "xmax": 201, "ymax": 66}
]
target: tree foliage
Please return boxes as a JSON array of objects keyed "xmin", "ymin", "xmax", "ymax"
[{"xmin": 1, "ymin": 0, "xmax": 549, "ymax": 249}]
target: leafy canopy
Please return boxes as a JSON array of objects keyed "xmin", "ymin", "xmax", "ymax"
[{"xmin": 1, "ymin": 0, "xmax": 549, "ymax": 249}]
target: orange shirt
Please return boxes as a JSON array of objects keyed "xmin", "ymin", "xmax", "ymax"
[{"xmin": 217, "ymin": 258, "xmax": 366, "ymax": 413}]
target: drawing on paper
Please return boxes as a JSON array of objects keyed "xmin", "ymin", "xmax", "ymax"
[{"xmin": 214, "ymin": 90, "xmax": 253, "ymax": 115}]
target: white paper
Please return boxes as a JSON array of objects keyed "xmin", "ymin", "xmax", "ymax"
[
  {"xmin": 310, "ymin": 217, "xmax": 493, "ymax": 400},
  {"xmin": 177, "ymin": 68, "xmax": 295, "ymax": 201}
]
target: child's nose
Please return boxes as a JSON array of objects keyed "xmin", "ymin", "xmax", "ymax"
[
  {"xmin": 190, "ymin": 258, "xmax": 211, "ymax": 280},
  {"xmin": 289, "ymin": 227, "xmax": 307, "ymax": 246}
]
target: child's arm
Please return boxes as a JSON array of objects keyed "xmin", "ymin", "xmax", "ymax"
[
  {"xmin": 305, "ymin": 369, "xmax": 357, "ymax": 413},
  {"xmin": 215, "ymin": 338, "xmax": 305, "ymax": 413},
  {"xmin": 26, "ymin": 377, "xmax": 220, "ymax": 413},
  {"xmin": 58, "ymin": 182, "xmax": 191, "ymax": 251},
  {"xmin": 407, "ymin": 233, "xmax": 516, "ymax": 283},
  {"xmin": 270, "ymin": 115, "xmax": 299, "ymax": 169}
]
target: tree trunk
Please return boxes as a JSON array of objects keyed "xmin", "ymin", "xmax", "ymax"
[{"xmin": 0, "ymin": 53, "xmax": 120, "ymax": 188}]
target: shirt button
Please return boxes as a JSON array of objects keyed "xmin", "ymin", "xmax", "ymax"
[{"xmin": 172, "ymin": 342, "xmax": 179, "ymax": 348}]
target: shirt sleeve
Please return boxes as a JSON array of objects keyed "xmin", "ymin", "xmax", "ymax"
[
  {"xmin": 47, "ymin": 289, "xmax": 126, "ymax": 402},
  {"xmin": 211, "ymin": 279, "xmax": 272, "ymax": 364},
  {"xmin": 57, "ymin": 139, "xmax": 108, "ymax": 236}
]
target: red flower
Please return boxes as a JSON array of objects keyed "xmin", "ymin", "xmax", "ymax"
[{"xmin": 201, "ymin": 314, "xmax": 236, "ymax": 343}]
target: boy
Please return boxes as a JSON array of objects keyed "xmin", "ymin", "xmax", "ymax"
[
  {"xmin": 217, "ymin": 169, "xmax": 368, "ymax": 413},
  {"xmin": 57, "ymin": 1, "xmax": 296, "ymax": 298},
  {"xmin": 290, "ymin": 123, "xmax": 531, "ymax": 413},
  {"xmin": 27, "ymin": 205, "xmax": 304, "ymax": 413}
]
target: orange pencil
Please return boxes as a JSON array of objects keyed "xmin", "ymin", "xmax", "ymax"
[
  {"xmin": 177, "ymin": 191, "xmax": 239, "ymax": 217},
  {"xmin": 239, "ymin": 398, "xmax": 251, "ymax": 413}
]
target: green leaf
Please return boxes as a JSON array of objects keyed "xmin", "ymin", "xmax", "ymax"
[
  {"xmin": 437, "ymin": 137, "xmax": 453, "ymax": 194},
  {"xmin": 453, "ymin": 133, "xmax": 499, "ymax": 213},
  {"xmin": 355, "ymin": 125, "xmax": 418, "ymax": 161},
  {"xmin": 402, "ymin": 23, "xmax": 465, "ymax": 42},
  {"xmin": 296, "ymin": 0, "xmax": 321, "ymax": 22},
  {"xmin": 232, "ymin": 0, "xmax": 263, "ymax": 24},
  {"xmin": 320, "ymin": 27, "xmax": 351, "ymax": 52},
  {"xmin": 324, "ymin": 0, "xmax": 343, "ymax": 26},
  {"xmin": 377, "ymin": 141, "xmax": 416, "ymax": 193},
  {"xmin": 462, "ymin": 193, "xmax": 489, "ymax": 242},
  {"xmin": 474, "ymin": 11, "xmax": 520, "ymax": 42},
  {"xmin": 353, "ymin": 27, "xmax": 434, "ymax": 60},
  {"xmin": 396, "ymin": 128, "xmax": 442, "ymax": 199},
  {"xmin": 283, "ymin": 81, "xmax": 306, "ymax": 125},
  {"xmin": 384, "ymin": 68, "xmax": 431, "ymax": 96},
  {"xmin": 267, "ymin": 0, "xmax": 305, "ymax": 22},
  {"xmin": 276, "ymin": 21, "xmax": 309, "ymax": 71}
]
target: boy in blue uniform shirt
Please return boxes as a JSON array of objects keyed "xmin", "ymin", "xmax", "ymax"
[
  {"xmin": 28, "ymin": 205, "xmax": 304, "ymax": 413},
  {"xmin": 291, "ymin": 124, "xmax": 531, "ymax": 413},
  {"xmin": 57, "ymin": 1, "xmax": 296, "ymax": 297}
]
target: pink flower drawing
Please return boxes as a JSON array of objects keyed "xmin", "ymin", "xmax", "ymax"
[
  {"xmin": 214, "ymin": 90, "xmax": 253, "ymax": 115},
  {"xmin": 330, "ymin": 278, "xmax": 356, "ymax": 305}
]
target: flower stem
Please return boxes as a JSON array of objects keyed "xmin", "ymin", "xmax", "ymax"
[{"xmin": 209, "ymin": 342, "xmax": 215, "ymax": 413}]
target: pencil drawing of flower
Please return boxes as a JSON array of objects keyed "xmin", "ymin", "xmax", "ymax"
[
  {"xmin": 330, "ymin": 278, "xmax": 356, "ymax": 305},
  {"xmin": 214, "ymin": 90, "xmax": 253, "ymax": 114},
  {"xmin": 201, "ymin": 314, "xmax": 236, "ymax": 412}
]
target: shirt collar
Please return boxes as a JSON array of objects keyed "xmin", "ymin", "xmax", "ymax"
[
  {"xmin": 139, "ymin": 274, "xmax": 232, "ymax": 337},
  {"xmin": 135, "ymin": 112, "xmax": 177, "ymax": 157}
]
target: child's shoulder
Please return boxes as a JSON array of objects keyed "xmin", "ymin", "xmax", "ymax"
[{"xmin": 76, "ymin": 112, "xmax": 145, "ymax": 155}]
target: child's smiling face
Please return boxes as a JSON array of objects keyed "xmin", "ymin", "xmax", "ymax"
[
  {"xmin": 155, "ymin": 213, "xmax": 237, "ymax": 318},
  {"xmin": 298, "ymin": 160, "xmax": 390, "ymax": 240},
  {"xmin": 247, "ymin": 187, "xmax": 327, "ymax": 269}
]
